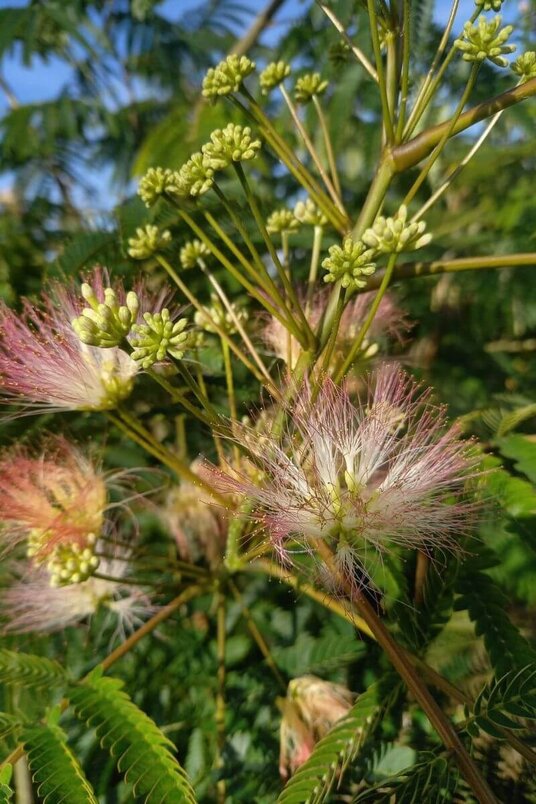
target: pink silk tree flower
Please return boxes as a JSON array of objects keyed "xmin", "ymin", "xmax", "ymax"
[
  {"xmin": 1, "ymin": 555, "xmax": 153, "ymax": 636},
  {"xmin": 262, "ymin": 291, "xmax": 410, "ymax": 371},
  {"xmin": 207, "ymin": 365, "xmax": 480, "ymax": 591},
  {"xmin": 279, "ymin": 675, "xmax": 354, "ymax": 778},
  {"xmin": 0, "ymin": 269, "xmax": 140, "ymax": 414},
  {"xmin": 0, "ymin": 437, "xmax": 109, "ymax": 586}
]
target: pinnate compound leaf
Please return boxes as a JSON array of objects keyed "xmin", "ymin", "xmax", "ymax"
[
  {"xmin": 353, "ymin": 754, "xmax": 458, "ymax": 802},
  {"xmin": 277, "ymin": 677, "xmax": 398, "ymax": 804},
  {"xmin": 68, "ymin": 670, "xmax": 197, "ymax": 802},
  {"xmin": 463, "ymin": 663, "xmax": 536, "ymax": 740},
  {"xmin": 0, "ymin": 649, "xmax": 68, "ymax": 689},
  {"xmin": 23, "ymin": 722, "xmax": 98, "ymax": 804}
]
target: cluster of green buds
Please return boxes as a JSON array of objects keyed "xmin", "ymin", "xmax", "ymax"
[
  {"xmin": 266, "ymin": 208, "xmax": 300, "ymax": 235},
  {"xmin": 259, "ymin": 61, "xmax": 291, "ymax": 94},
  {"xmin": 322, "ymin": 237, "xmax": 376, "ymax": 290},
  {"xmin": 138, "ymin": 167, "xmax": 182, "ymax": 207},
  {"xmin": 194, "ymin": 294, "xmax": 248, "ymax": 335},
  {"xmin": 362, "ymin": 205, "xmax": 432, "ymax": 254},
  {"xmin": 28, "ymin": 529, "xmax": 100, "ymax": 587},
  {"xmin": 72, "ymin": 284, "xmax": 139, "ymax": 348},
  {"xmin": 511, "ymin": 52, "xmax": 536, "ymax": 83},
  {"xmin": 129, "ymin": 311, "xmax": 193, "ymax": 369},
  {"xmin": 202, "ymin": 55, "xmax": 255, "ymax": 99},
  {"xmin": 180, "ymin": 239, "xmax": 211, "ymax": 269},
  {"xmin": 128, "ymin": 225, "xmax": 172, "ymax": 260},
  {"xmin": 293, "ymin": 198, "xmax": 328, "ymax": 227},
  {"xmin": 294, "ymin": 72, "xmax": 328, "ymax": 104},
  {"xmin": 201, "ymin": 124, "xmax": 262, "ymax": 171},
  {"xmin": 176, "ymin": 152, "xmax": 214, "ymax": 197},
  {"xmin": 454, "ymin": 15, "xmax": 515, "ymax": 67}
]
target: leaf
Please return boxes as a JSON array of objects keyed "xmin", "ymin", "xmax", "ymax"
[
  {"xmin": 277, "ymin": 677, "xmax": 398, "ymax": 804},
  {"xmin": 23, "ymin": 721, "xmax": 98, "ymax": 804},
  {"xmin": 463, "ymin": 664, "xmax": 536, "ymax": 740},
  {"xmin": 55, "ymin": 231, "xmax": 118, "ymax": 276},
  {"xmin": 353, "ymin": 754, "xmax": 458, "ymax": 802},
  {"xmin": 455, "ymin": 563, "xmax": 536, "ymax": 675},
  {"xmin": 0, "ymin": 712, "xmax": 22, "ymax": 743},
  {"xmin": 496, "ymin": 434, "xmax": 536, "ymax": 484},
  {"xmin": 68, "ymin": 670, "xmax": 197, "ymax": 802},
  {"xmin": 272, "ymin": 633, "xmax": 365, "ymax": 676},
  {"xmin": 0, "ymin": 765, "xmax": 13, "ymax": 804},
  {"xmin": 0, "ymin": 650, "xmax": 68, "ymax": 689}
]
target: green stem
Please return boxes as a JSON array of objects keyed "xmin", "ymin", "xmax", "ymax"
[
  {"xmin": 215, "ymin": 585, "xmax": 226, "ymax": 804},
  {"xmin": 367, "ymin": 0, "xmax": 395, "ymax": 142},
  {"xmin": 395, "ymin": 0, "xmax": 411, "ymax": 141},
  {"xmin": 312, "ymin": 94, "xmax": 343, "ymax": 202},
  {"xmin": 305, "ymin": 224, "xmax": 323, "ymax": 314},
  {"xmin": 233, "ymin": 162, "xmax": 317, "ymax": 349},
  {"xmin": 364, "ymin": 252, "xmax": 536, "ymax": 288},
  {"xmin": 403, "ymin": 65, "xmax": 479, "ymax": 207},
  {"xmin": 335, "ymin": 253, "xmax": 397, "ymax": 381},
  {"xmin": 394, "ymin": 76, "xmax": 536, "ymax": 173},
  {"xmin": 146, "ymin": 368, "xmax": 211, "ymax": 426},
  {"xmin": 318, "ymin": 3, "xmax": 378, "ymax": 81},
  {"xmin": 352, "ymin": 155, "xmax": 395, "ymax": 237}
]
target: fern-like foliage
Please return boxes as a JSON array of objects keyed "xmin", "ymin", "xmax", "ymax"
[
  {"xmin": 0, "ymin": 766, "xmax": 13, "ymax": 804},
  {"xmin": 68, "ymin": 669, "xmax": 197, "ymax": 803},
  {"xmin": 455, "ymin": 558, "xmax": 536, "ymax": 675},
  {"xmin": 353, "ymin": 754, "xmax": 459, "ymax": 802},
  {"xmin": 277, "ymin": 677, "xmax": 398, "ymax": 804},
  {"xmin": 0, "ymin": 650, "xmax": 68, "ymax": 689},
  {"xmin": 463, "ymin": 664, "xmax": 536, "ymax": 740},
  {"xmin": 23, "ymin": 721, "xmax": 98, "ymax": 804},
  {"xmin": 0, "ymin": 713, "xmax": 22, "ymax": 743}
]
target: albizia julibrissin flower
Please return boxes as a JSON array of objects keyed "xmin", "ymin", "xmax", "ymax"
[
  {"xmin": 0, "ymin": 269, "xmax": 139, "ymax": 413},
  {"xmin": 1, "ymin": 555, "xmax": 152, "ymax": 635},
  {"xmin": 207, "ymin": 365, "xmax": 480, "ymax": 589},
  {"xmin": 279, "ymin": 675, "xmax": 354, "ymax": 778},
  {"xmin": 0, "ymin": 438, "xmax": 110, "ymax": 586}
]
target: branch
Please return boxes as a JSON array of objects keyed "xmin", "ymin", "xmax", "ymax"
[
  {"xmin": 230, "ymin": 0, "xmax": 287, "ymax": 56},
  {"xmin": 365, "ymin": 252, "xmax": 536, "ymax": 289},
  {"xmin": 392, "ymin": 77, "xmax": 536, "ymax": 173}
]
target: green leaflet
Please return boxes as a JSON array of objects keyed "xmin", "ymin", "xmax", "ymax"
[
  {"xmin": 272, "ymin": 632, "xmax": 365, "ymax": 676},
  {"xmin": 277, "ymin": 677, "xmax": 398, "ymax": 804},
  {"xmin": 55, "ymin": 231, "xmax": 117, "ymax": 275},
  {"xmin": 68, "ymin": 670, "xmax": 197, "ymax": 803},
  {"xmin": 455, "ymin": 564, "xmax": 536, "ymax": 675},
  {"xmin": 496, "ymin": 434, "xmax": 536, "ymax": 485},
  {"xmin": 0, "ymin": 765, "xmax": 13, "ymax": 804},
  {"xmin": 463, "ymin": 663, "xmax": 536, "ymax": 740},
  {"xmin": 353, "ymin": 754, "xmax": 458, "ymax": 802},
  {"xmin": 0, "ymin": 649, "xmax": 68, "ymax": 689},
  {"xmin": 23, "ymin": 722, "xmax": 98, "ymax": 804}
]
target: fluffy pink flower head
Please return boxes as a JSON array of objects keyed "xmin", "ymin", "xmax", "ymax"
[
  {"xmin": 1, "ymin": 553, "xmax": 153, "ymax": 636},
  {"xmin": 208, "ymin": 365, "xmax": 480, "ymax": 592},
  {"xmin": 0, "ymin": 267, "xmax": 152, "ymax": 413},
  {"xmin": 263, "ymin": 291, "xmax": 410, "ymax": 371},
  {"xmin": 0, "ymin": 437, "xmax": 108, "ymax": 586},
  {"xmin": 279, "ymin": 675, "xmax": 354, "ymax": 778}
]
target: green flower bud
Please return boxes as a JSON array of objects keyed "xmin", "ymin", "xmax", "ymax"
[
  {"xmin": 321, "ymin": 237, "xmax": 376, "ymax": 290},
  {"xmin": 72, "ymin": 285, "xmax": 140, "ymax": 347},
  {"xmin": 176, "ymin": 152, "xmax": 214, "ymax": 196},
  {"xmin": 138, "ymin": 167, "xmax": 182, "ymax": 207},
  {"xmin": 293, "ymin": 198, "xmax": 328, "ymax": 227},
  {"xmin": 511, "ymin": 51, "xmax": 536, "ymax": 83},
  {"xmin": 266, "ymin": 209, "xmax": 300, "ymax": 235},
  {"xmin": 361, "ymin": 205, "xmax": 432, "ymax": 254},
  {"xmin": 129, "ymin": 310, "xmax": 192, "ymax": 368},
  {"xmin": 454, "ymin": 15, "xmax": 515, "ymax": 67},
  {"xmin": 194, "ymin": 294, "xmax": 248, "ymax": 335},
  {"xmin": 201, "ymin": 124, "xmax": 261, "ymax": 171},
  {"xmin": 202, "ymin": 55, "xmax": 256, "ymax": 98},
  {"xmin": 259, "ymin": 61, "xmax": 291, "ymax": 94},
  {"xmin": 127, "ymin": 225, "xmax": 172, "ymax": 260},
  {"xmin": 180, "ymin": 239, "xmax": 211, "ymax": 270},
  {"xmin": 294, "ymin": 72, "xmax": 328, "ymax": 104},
  {"xmin": 475, "ymin": 0, "xmax": 502, "ymax": 10}
]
